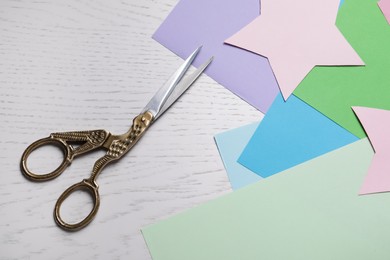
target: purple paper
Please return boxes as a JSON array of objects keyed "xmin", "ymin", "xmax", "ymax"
[{"xmin": 153, "ymin": 0, "xmax": 280, "ymax": 112}]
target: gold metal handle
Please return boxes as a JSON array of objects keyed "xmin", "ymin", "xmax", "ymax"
[
  {"xmin": 52, "ymin": 112, "xmax": 154, "ymax": 231},
  {"xmin": 20, "ymin": 137, "xmax": 73, "ymax": 181},
  {"xmin": 54, "ymin": 178, "xmax": 100, "ymax": 231},
  {"xmin": 20, "ymin": 129, "xmax": 109, "ymax": 182}
]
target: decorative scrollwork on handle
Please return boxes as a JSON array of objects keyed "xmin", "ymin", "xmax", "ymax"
[
  {"xmin": 52, "ymin": 111, "xmax": 154, "ymax": 231},
  {"xmin": 51, "ymin": 130, "xmax": 108, "ymax": 157},
  {"xmin": 89, "ymin": 111, "xmax": 154, "ymax": 181},
  {"xmin": 21, "ymin": 129, "xmax": 109, "ymax": 181}
]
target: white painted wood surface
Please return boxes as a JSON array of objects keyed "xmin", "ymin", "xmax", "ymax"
[{"xmin": 0, "ymin": 0, "xmax": 262, "ymax": 259}]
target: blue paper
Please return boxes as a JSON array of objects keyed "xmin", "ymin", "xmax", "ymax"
[
  {"xmin": 215, "ymin": 123, "xmax": 262, "ymax": 190},
  {"xmin": 239, "ymin": 94, "xmax": 359, "ymax": 178}
]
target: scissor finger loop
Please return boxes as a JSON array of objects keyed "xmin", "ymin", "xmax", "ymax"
[
  {"xmin": 54, "ymin": 178, "xmax": 100, "ymax": 231},
  {"xmin": 21, "ymin": 136, "xmax": 73, "ymax": 181}
]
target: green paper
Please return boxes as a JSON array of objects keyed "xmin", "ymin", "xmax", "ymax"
[
  {"xmin": 294, "ymin": 0, "xmax": 390, "ymax": 138},
  {"xmin": 142, "ymin": 139, "xmax": 390, "ymax": 260}
]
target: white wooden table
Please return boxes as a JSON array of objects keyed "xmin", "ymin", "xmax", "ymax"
[{"xmin": 0, "ymin": 0, "xmax": 262, "ymax": 259}]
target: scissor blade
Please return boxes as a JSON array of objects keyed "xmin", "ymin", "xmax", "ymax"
[
  {"xmin": 142, "ymin": 46, "xmax": 202, "ymax": 118},
  {"xmin": 155, "ymin": 56, "xmax": 214, "ymax": 119}
]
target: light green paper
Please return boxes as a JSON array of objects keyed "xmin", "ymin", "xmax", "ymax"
[
  {"xmin": 142, "ymin": 139, "xmax": 390, "ymax": 260},
  {"xmin": 294, "ymin": 0, "xmax": 390, "ymax": 138}
]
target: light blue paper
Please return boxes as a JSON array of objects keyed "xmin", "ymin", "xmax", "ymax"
[
  {"xmin": 215, "ymin": 123, "xmax": 262, "ymax": 190},
  {"xmin": 239, "ymin": 94, "xmax": 359, "ymax": 178}
]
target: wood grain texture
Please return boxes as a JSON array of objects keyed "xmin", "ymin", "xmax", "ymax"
[{"xmin": 0, "ymin": 0, "xmax": 262, "ymax": 259}]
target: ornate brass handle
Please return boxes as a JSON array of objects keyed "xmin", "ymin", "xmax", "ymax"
[
  {"xmin": 20, "ymin": 130, "xmax": 109, "ymax": 181},
  {"xmin": 52, "ymin": 111, "xmax": 154, "ymax": 231}
]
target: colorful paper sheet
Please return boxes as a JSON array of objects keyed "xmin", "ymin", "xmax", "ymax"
[
  {"xmin": 142, "ymin": 139, "xmax": 390, "ymax": 260},
  {"xmin": 225, "ymin": 0, "xmax": 364, "ymax": 100},
  {"xmin": 353, "ymin": 107, "xmax": 390, "ymax": 194},
  {"xmin": 214, "ymin": 0, "xmax": 347, "ymax": 189},
  {"xmin": 294, "ymin": 0, "xmax": 390, "ymax": 138},
  {"xmin": 379, "ymin": 0, "xmax": 390, "ymax": 24},
  {"xmin": 238, "ymin": 94, "xmax": 358, "ymax": 177},
  {"xmin": 153, "ymin": 0, "xmax": 279, "ymax": 112},
  {"xmin": 214, "ymin": 123, "xmax": 261, "ymax": 190}
]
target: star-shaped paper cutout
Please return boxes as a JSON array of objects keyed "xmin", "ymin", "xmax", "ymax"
[
  {"xmin": 353, "ymin": 106, "xmax": 390, "ymax": 195},
  {"xmin": 294, "ymin": 0, "xmax": 390, "ymax": 138},
  {"xmin": 379, "ymin": 0, "xmax": 390, "ymax": 24},
  {"xmin": 225, "ymin": 0, "xmax": 364, "ymax": 100}
]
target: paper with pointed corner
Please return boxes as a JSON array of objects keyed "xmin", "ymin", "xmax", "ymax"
[
  {"xmin": 379, "ymin": 0, "xmax": 390, "ymax": 24},
  {"xmin": 353, "ymin": 106, "xmax": 390, "ymax": 195},
  {"xmin": 294, "ymin": 0, "xmax": 390, "ymax": 138},
  {"xmin": 214, "ymin": 123, "xmax": 262, "ymax": 190},
  {"xmin": 142, "ymin": 139, "xmax": 390, "ymax": 260},
  {"xmin": 225, "ymin": 0, "xmax": 364, "ymax": 100},
  {"xmin": 153, "ymin": 0, "xmax": 279, "ymax": 113},
  {"xmin": 238, "ymin": 94, "xmax": 358, "ymax": 178}
]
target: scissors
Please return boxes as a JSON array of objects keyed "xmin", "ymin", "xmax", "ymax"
[{"xmin": 20, "ymin": 46, "xmax": 213, "ymax": 231}]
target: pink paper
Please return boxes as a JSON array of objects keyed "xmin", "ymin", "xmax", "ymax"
[
  {"xmin": 353, "ymin": 106, "xmax": 390, "ymax": 194},
  {"xmin": 379, "ymin": 0, "xmax": 390, "ymax": 24},
  {"xmin": 225, "ymin": 0, "xmax": 364, "ymax": 100}
]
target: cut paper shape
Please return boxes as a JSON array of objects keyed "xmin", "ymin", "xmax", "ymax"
[
  {"xmin": 238, "ymin": 94, "xmax": 358, "ymax": 177},
  {"xmin": 353, "ymin": 107, "xmax": 390, "ymax": 194},
  {"xmin": 142, "ymin": 139, "xmax": 390, "ymax": 260},
  {"xmin": 153, "ymin": 0, "xmax": 279, "ymax": 112},
  {"xmin": 294, "ymin": 0, "xmax": 390, "ymax": 138},
  {"xmin": 214, "ymin": 123, "xmax": 261, "ymax": 190},
  {"xmin": 379, "ymin": 0, "xmax": 390, "ymax": 24},
  {"xmin": 226, "ymin": 0, "xmax": 364, "ymax": 100}
]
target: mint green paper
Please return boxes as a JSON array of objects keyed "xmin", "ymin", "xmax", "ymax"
[
  {"xmin": 294, "ymin": 0, "xmax": 390, "ymax": 138},
  {"xmin": 142, "ymin": 139, "xmax": 390, "ymax": 260}
]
